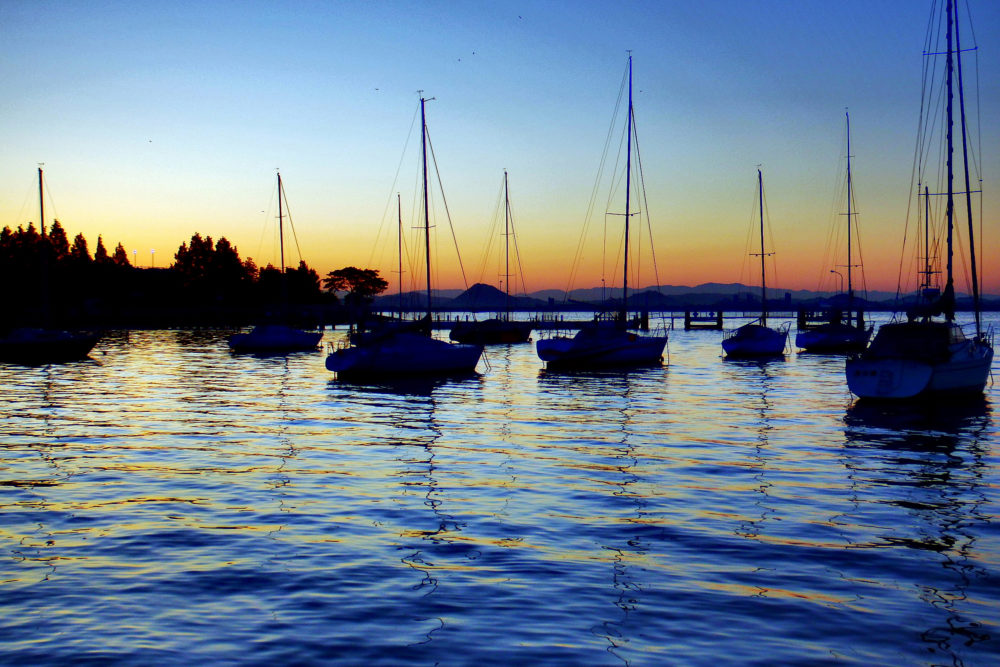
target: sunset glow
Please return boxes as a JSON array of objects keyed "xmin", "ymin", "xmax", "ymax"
[{"xmin": 3, "ymin": 1, "xmax": 998, "ymax": 295}]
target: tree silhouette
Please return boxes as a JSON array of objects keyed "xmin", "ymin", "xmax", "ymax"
[
  {"xmin": 47, "ymin": 220, "xmax": 70, "ymax": 260},
  {"xmin": 287, "ymin": 260, "xmax": 322, "ymax": 302},
  {"xmin": 323, "ymin": 267, "xmax": 388, "ymax": 312},
  {"xmin": 94, "ymin": 236, "xmax": 110, "ymax": 264},
  {"xmin": 112, "ymin": 243, "xmax": 131, "ymax": 266},
  {"xmin": 70, "ymin": 233, "xmax": 91, "ymax": 263}
]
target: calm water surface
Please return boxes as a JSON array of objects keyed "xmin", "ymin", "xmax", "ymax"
[{"xmin": 2, "ymin": 316, "xmax": 998, "ymax": 665}]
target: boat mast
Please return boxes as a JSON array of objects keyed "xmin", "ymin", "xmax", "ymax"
[
  {"xmin": 953, "ymin": 0, "xmax": 981, "ymax": 334},
  {"xmin": 421, "ymin": 96, "xmax": 433, "ymax": 326},
  {"xmin": 944, "ymin": 0, "xmax": 955, "ymax": 322},
  {"xmin": 922, "ymin": 185, "xmax": 932, "ymax": 295},
  {"xmin": 276, "ymin": 171, "xmax": 290, "ymax": 317},
  {"xmin": 621, "ymin": 53, "xmax": 633, "ymax": 325},
  {"xmin": 397, "ymin": 193, "xmax": 403, "ymax": 318},
  {"xmin": 504, "ymin": 169, "xmax": 511, "ymax": 319},
  {"xmin": 845, "ymin": 110, "xmax": 853, "ymax": 314},
  {"xmin": 38, "ymin": 167, "xmax": 45, "ymax": 237},
  {"xmin": 277, "ymin": 172, "xmax": 285, "ymax": 274},
  {"xmin": 758, "ymin": 168, "xmax": 767, "ymax": 326}
]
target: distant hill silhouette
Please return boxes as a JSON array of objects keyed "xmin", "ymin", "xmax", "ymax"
[{"xmin": 372, "ymin": 282, "xmax": 1000, "ymax": 312}]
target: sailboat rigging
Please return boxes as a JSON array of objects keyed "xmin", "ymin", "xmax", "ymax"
[
  {"xmin": 796, "ymin": 111, "xmax": 873, "ymax": 353},
  {"xmin": 450, "ymin": 170, "xmax": 533, "ymax": 344},
  {"xmin": 721, "ymin": 168, "xmax": 789, "ymax": 358},
  {"xmin": 228, "ymin": 172, "xmax": 323, "ymax": 354},
  {"xmin": 535, "ymin": 53, "xmax": 668, "ymax": 370},
  {"xmin": 325, "ymin": 96, "xmax": 484, "ymax": 379},
  {"xmin": 846, "ymin": 0, "xmax": 993, "ymax": 399}
]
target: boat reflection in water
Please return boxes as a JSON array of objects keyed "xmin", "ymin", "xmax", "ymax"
[{"xmin": 842, "ymin": 396, "xmax": 993, "ymax": 661}]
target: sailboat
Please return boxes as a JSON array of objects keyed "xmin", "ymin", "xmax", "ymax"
[
  {"xmin": 325, "ymin": 97, "xmax": 484, "ymax": 379},
  {"xmin": 846, "ymin": 0, "xmax": 993, "ymax": 399},
  {"xmin": 0, "ymin": 168, "xmax": 99, "ymax": 365},
  {"xmin": 535, "ymin": 54, "xmax": 667, "ymax": 370},
  {"xmin": 796, "ymin": 111, "xmax": 873, "ymax": 353},
  {"xmin": 721, "ymin": 169, "xmax": 789, "ymax": 358},
  {"xmin": 228, "ymin": 172, "xmax": 323, "ymax": 354},
  {"xmin": 449, "ymin": 170, "xmax": 533, "ymax": 345}
]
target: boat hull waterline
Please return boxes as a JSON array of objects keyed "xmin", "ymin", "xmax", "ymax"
[
  {"xmin": 795, "ymin": 323, "xmax": 872, "ymax": 354},
  {"xmin": 450, "ymin": 319, "xmax": 532, "ymax": 345},
  {"xmin": 0, "ymin": 328, "xmax": 99, "ymax": 364},
  {"xmin": 326, "ymin": 333, "xmax": 483, "ymax": 379},
  {"xmin": 536, "ymin": 327, "xmax": 667, "ymax": 370},
  {"xmin": 228, "ymin": 324, "xmax": 323, "ymax": 354},
  {"xmin": 846, "ymin": 339, "xmax": 993, "ymax": 399},
  {"xmin": 722, "ymin": 324, "xmax": 788, "ymax": 358}
]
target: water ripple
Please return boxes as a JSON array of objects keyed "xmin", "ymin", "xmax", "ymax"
[{"xmin": 1, "ymin": 323, "xmax": 998, "ymax": 665}]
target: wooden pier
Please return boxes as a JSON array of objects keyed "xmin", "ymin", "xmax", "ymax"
[{"xmin": 683, "ymin": 311, "xmax": 724, "ymax": 330}]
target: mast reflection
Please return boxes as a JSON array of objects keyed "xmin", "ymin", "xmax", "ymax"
[{"xmin": 843, "ymin": 397, "xmax": 993, "ymax": 659}]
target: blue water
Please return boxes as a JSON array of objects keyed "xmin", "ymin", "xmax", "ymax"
[{"xmin": 2, "ymin": 316, "xmax": 998, "ymax": 665}]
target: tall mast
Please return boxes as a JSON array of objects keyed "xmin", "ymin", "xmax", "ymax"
[
  {"xmin": 38, "ymin": 167, "xmax": 45, "ymax": 237},
  {"xmin": 277, "ymin": 172, "xmax": 285, "ymax": 273},
  {"xmin": 421, "ymin": 96, "xmax": 432, "ymax": 325},
  {"xmin": 397, "ymin": 193, "xmax": 403, "ymax": 317},
  {"xmin": 758, "ymin": 168, "xmax": 767, "ymax": 325},
  {"xmin": 923, "ymin": 185, "xmax": 931, "ymax": 293},
  {"xmin": 504, "ymin": 169, "xmax": 511, "ymax": 318},
  {"xmin": 953, "ymin": 0, "xmax": 981, "ymax": 334},
  {"xmin": 845, "ymin": 111, "xmax": 853, "ymax": 311},
  {"xmin": 944, "ymin": 0, "xmax": 955, "ymax": 322},
  {"xmin": 621, "ymin": 53, "xmax": 633, "ymax": 324}
]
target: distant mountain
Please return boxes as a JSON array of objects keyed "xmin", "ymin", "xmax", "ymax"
[
  {"xmin": 527, "ymin": 283, "xmax": 950, "ymax": 305},
  {"xmin": 370, "ymin": 288, "xmax": 462, "ymax": 311},
  {"xmin": 448, "ymin": 283, "xmax": 548, "ymax": 310},
  {"xmin": 372, "ymin": 282, "xmax": 999, "ymax": 312}
]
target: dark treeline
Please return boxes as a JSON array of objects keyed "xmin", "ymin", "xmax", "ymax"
[{"xmin": 1, "ymin": 224, "xmax": 347, "ymax": 329}]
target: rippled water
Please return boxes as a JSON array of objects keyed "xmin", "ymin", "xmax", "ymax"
[{"xmin": 2, "ymin": 317, "xmax": 998, "ymax": 665}]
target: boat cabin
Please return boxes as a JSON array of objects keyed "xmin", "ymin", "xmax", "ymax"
[{"xmin": 865, "ymin": 321, "xmax": 965, "ymax": 362}]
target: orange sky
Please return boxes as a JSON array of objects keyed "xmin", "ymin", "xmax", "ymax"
[{"xmin": 3, "ymin": 1, "xmax": 998, "ymax": 296}]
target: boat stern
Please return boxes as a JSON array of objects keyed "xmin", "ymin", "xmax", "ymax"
[{"xmin": 845, "ymin": 357, "xmax": 933, "ymax": 399}]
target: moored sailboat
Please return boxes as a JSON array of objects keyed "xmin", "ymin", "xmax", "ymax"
[
  {"xmin": 721, "ymin": 169, "xmax": 788, "ymax": 358},
  {"xmin": 326, "ymin": 97, "xmax": 483, "ymax": 379},
  {"xmin": 535, "ymin": 54, "xmax": 667, "ymax": 370},
  {"xmin": 0, "ymin": 167, "xmax": 99, "ymax": 365},
  {"xmin": 796, "ymin": 111, "xmax": 872, "ymax": 353},
  {"xmin": 228, "ymin": 172, "xmax": 323, "ymax": 354},
  {"xmin": 450, "ymin": 170, "xmax": 532, "ymax": 345},
  {"xmin": 846, "ymin": 0, "xmax": 993, "ymax": 399}
]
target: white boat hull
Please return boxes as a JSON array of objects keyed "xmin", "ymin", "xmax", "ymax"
[{"xmin": 847, "ymin": 340, "xmax": 993, "ymax": 399}]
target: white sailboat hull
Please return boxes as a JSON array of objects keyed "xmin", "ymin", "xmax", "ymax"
[{"xmin": 846, "ymin": 340, "xmax": 993, "ymax": 399}]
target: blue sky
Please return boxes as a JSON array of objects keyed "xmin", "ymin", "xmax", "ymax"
[{"xmin": 2, "ymin": 0, "xmax": 998, "ymax": 293}]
